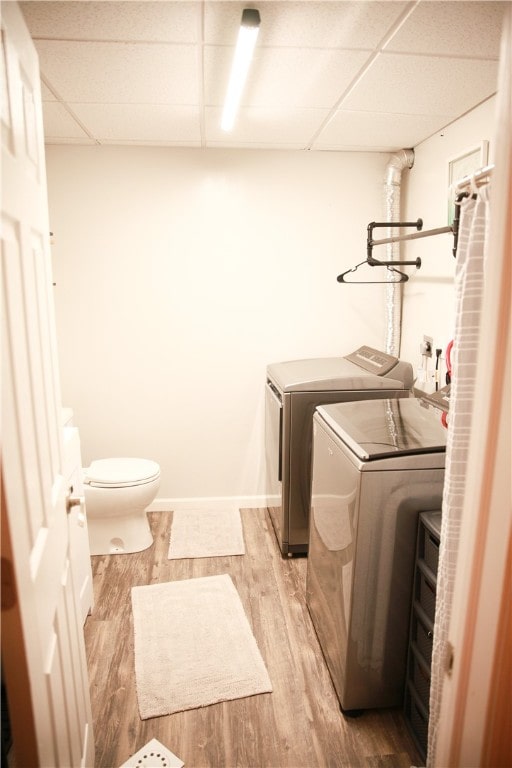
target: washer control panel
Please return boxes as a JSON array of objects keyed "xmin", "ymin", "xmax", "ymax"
[{"xmin": 344, "ymin": 345, "xmax": 399, "ymax": 376}]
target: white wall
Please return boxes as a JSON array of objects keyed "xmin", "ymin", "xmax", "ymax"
[
  {"xmin": 46, "ymin": 95, "xmax": 497, "ymax": 505},
  {"xmin": 400, "ymin": 97, "xmax": 497, "ymax": 389},
  {"xmin": 47, "ymin": 147, "xmax": 391, "ymax": 503}
]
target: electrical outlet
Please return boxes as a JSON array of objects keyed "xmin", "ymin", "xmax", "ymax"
[{"xmin": 420, "ymin": 335, "xmax": 433, "ymax": 357}]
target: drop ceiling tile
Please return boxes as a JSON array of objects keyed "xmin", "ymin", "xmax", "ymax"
[
  {"xmin": 20, "ymin": 1, "xmax": 199, "ymax": 43},
  {"xmin": 205, "ymin": 45, "xmax": 371, "ymax": 109},
  {"xmin": 205, "ymin": 105, "xmax": 330, "ymax": 146},
  {"xmin": 41, "ymin": 81, "xmax": 57, "ymax": 101},
  {"xmin": 34, "ymin": 40, "xmax": 198, "ymax": 104},
  {"xmin": 386, "ymin": 1, "xmax": 505, "ymax": 58},
  {"xmin": 312, "ymin": 109, "xmax": 454, "ymax": 150},
  {"xmin": 72, "ymin": 103, "xmax": 201, "ymax": 143},
  {"xmin": 206, "ymin": 139, "xmax": 306, "ymax": 150},
  {"xmin": 204, "ymin": 1, "xmax": 408, "ymax": 49},
  {"xmin": 42, "ymin": 101, "xmax": 91, "ymax": 139},
  {"xmin": 342, "ymin": 53, "xmax": 499, "ymax": 116},
  {"xmin": 203, "ymin": 1, "xmax": 254, "ymax": 47}
]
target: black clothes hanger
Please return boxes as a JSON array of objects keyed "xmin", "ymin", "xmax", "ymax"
[{"xmin": 337, "ymin": 258, "xmax": 410, "ymax": 284}]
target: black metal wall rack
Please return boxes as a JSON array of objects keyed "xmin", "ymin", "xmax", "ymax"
[
  {"xmin": 337, "ymin": 204, "xmax": 461, "ymax": 284},
  {"xmin": 337, "ymin": 163, "xmax": 494, "ymax": 284}
]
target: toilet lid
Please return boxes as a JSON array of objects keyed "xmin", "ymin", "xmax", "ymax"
[{"xmin": 85, "ymin": 458, "xmax": 160, "ymax": 488}]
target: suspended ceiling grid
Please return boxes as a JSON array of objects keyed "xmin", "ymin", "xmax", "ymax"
[{"xmin": 19, "ymin": 0, "xmax": 507, "ymax": 151}]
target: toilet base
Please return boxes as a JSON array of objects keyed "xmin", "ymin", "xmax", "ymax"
[{"xmin": 88, "ymin": 512, "xmax": 154, "ymax": 556}]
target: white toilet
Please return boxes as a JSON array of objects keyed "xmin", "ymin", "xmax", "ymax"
[{"xmin": 83, "ymin": 457, "xmax": 161, "ymax": 555}]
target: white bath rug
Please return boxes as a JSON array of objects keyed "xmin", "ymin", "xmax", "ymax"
[
  {"xmin": 167, "ymin": 508, "xmax": 245, "ymax": 559},
  {"xmin": 120, "ymin": 738, "xmax": 183, "ymax": 767},
  {"xmin": 132, "ymin": 574, "xmax": 272, "ymax": 719}
]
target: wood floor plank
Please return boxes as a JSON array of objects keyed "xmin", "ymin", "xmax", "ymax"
[{"xmin": 84, "ymin": 509, "xmax": 421, "ymax": 768}]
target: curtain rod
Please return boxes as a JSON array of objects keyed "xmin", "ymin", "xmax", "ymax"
[{"xmin": 455, "ymin": 163, "xmax": 494, "ymax": 192}]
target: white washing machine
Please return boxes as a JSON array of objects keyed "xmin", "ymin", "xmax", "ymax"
[
  {"xmin": 265, "ymin": 346, "xmax": 413, "ymax": 555},
  {"xmin": 306, "ymin": 397, "xmax": 447, "ymax": 712}
]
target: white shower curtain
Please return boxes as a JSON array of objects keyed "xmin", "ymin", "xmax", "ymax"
[
  {"xmin": 426, "ymin": 186, "xmax": 491, "ymax": 767},
  {"xmin": 427, "ymin": 7, "xmax": 511, "ymax": 764}
]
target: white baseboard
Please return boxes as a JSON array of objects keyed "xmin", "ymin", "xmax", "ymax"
[{"xmin": 148, "ymin": 495, "xmax": 268, "ymax": 512}]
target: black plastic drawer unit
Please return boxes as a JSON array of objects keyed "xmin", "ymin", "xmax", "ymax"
[{"xmin": 404, "ymin": 510, "xmax": 442, "ymax": 762}]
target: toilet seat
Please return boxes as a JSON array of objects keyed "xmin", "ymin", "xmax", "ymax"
[{"xmin": 84, "ymin": 458, "xmax": 160, "ymax": 488}]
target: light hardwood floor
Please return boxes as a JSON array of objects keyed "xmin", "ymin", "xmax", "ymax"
[{"xmin": 84, "ymin": 509, "xmax": 421, "ymax": 768}]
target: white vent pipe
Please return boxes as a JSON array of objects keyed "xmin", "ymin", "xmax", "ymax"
[{"xmin": 383, "ymin": 148, "xmax": 414, "ymax": 356}]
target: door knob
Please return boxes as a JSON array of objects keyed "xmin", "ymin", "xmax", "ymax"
[{"xmin": 66, "ymin": 487, "xmax": 85, "ymax": 526}]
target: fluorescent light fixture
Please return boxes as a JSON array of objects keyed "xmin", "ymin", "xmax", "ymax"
[{"xmin": 221, "ymin": 8, "xmax": 260, "ymax": 132}]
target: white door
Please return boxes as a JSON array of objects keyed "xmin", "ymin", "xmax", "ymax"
[{"xmin": 1, "ymin": 3, "xmax": 94, "ymax": 766}]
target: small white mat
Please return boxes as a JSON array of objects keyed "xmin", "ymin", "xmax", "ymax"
[
  {"xmin": 167, "ymin": 508, "xmax": 245, "ymax": 559},
  {"xmin": 131, "ymin": 574, "xmax": 272, "ymax": 719}
]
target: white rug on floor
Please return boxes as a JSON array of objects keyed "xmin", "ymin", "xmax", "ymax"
[
  {"xmin": 131, "ymin": 574, "xmax": 272, "ymax": 719},
  {"xmin": 167, "ymin": 508, "xmax": 245, "ymax": 559}
]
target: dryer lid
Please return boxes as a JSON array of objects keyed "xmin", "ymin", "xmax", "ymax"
[{"xmin": 84, "ymin": 458, "xmax": 160, "ymax": 487}]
